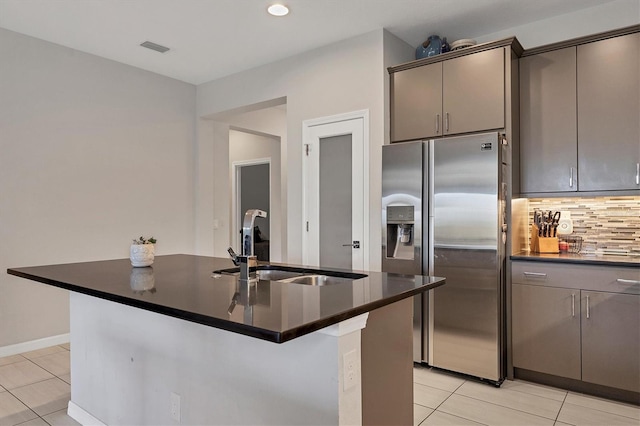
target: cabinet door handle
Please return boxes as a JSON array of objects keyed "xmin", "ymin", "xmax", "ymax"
[
  {"xmin": 571, "ymin": 293, "xmax": 575, "ymax": 317},
  {"xmin": 586, "ymin": 295, "xmax": 590, "ymax": 319},
  {"xmin": 636, "ymin": 163, "xmax": 639, "ymax": 185},
  {"xmin": 569, "ymin": 167, "xmax": 574, "ymax": 188},
  {"xmin": 436, "ymin": 114, "xmax": 440, "ymax": 134},
  {"xmin": 523, "ymin": 272, "xmax": 547, "ymax": 279},
  {"xmin": 445, "ymin": 112, "xmax": 449, "ymax": 132},
  {"xmin": 616, "ymin": 278, "xmax": 640, "ymax": 285}
]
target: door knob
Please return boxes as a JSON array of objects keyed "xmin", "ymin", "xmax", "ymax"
[{"xmin": 342, "ymin": 241, "xmax": 360, "ymax": 249}]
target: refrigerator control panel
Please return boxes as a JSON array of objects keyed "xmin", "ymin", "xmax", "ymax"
[{"xmin": 386, "ymin": 205, "xmax": 415, "ymax": 223}]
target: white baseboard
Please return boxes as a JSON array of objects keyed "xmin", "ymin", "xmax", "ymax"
[
  {"xmin": 0, "ymin": 333, "xmax": 70, "ymax": 358},
  {"xmin": 68, "ymin": 401, "xmax": 106, "ymax": 426}
]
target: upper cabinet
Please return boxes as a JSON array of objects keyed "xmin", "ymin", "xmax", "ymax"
[
  {"xmin": 391, "ymin": 62, "xmax": 442, "ymax": 141},
  {"xmin": 442, "ymin": 48, "xmax": 504, "ymax": 136},
  {"xmin": 519, "ymin": 27, "xmax": 640, "ymax": 195},
  {"xmin": 390, "ymin": 41, "xmax": 515, "ymax": 143},
  {"xmin": 520, "ymin": 47, "xmax": 577, "ymax": 193},
  {"xmin": 577, "ymin": 32, "xmax": 640, "ymax": 192}
]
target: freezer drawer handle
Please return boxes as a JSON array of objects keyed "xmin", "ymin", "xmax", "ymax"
[
  {"xmin": 523, "ymin": 272, "xmax": 547, "ymax": 279},
  {"xmin": 586, "ymin": 295, "xmax": 590, "ymax": 319},
  {"xmin": 616, "ymin": 278, "xmax": 640, "ymax": 285},
  {"xmin": 571, "ymin": 293, "xmax": 575, "ymax": 317}
]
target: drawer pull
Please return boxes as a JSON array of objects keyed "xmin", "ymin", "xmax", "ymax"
[
  {"xmin": 436, "ymin": 114, "xmax": 440, "ymax": 133},
  {"xmin": 571, "ymin": 293, "xmax": 575, "ymax": 317},
  {"xmin": 616, "ymin": 278, "xmax": 640, "ymax": 285},
  {"xmin": 586, "ymin": 295, "xmax": 590, "ymax": 319},
  {"xmin": 523, "ymin": 272, "xmax": 547, "ymax": 279}
]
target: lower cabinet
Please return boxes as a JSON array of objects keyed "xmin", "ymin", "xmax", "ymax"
[
  {"xmin": 512, "ymin": 261, "xmax": 640, "ymax": 393},
  {"xmin": 581, "ymin": 291, "xmax": 640, "ymax": 392},
  {"xmin": 512, "ymin": 284, "xmax": 581, "ymax": 379}
]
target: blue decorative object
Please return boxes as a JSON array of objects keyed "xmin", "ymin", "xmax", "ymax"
[{"xmin": 415, "ymin": 35, "xmax": 442, "ymax": 60}]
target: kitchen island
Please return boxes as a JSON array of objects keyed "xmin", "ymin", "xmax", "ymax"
[{"xmin": 8, "ymin": 254, "xmax": 445, "ymax": 425}]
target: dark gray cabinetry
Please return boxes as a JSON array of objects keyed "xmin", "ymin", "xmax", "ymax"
[
  {"xmin": 390, "ymin": 47, "xmax": 505, "ymax": 142},
  {"xmin": 442, "ymin": 48, "xmax": 505, "ymax": 136},
  {"xmin": 390, "ymin": 63, "xmax": 442, "ymax": 141},
  {"xmin": 520, "ymin": 47, "xmax": 577, "ymax": 193},
  {"xmin": 519, "ymin": 29, "xmax": 640, "ymax": 194},
  {"xmin": 582, "ymin": 290, "xmax": 640, "ymax": 392},
  {"xmin": 577, "ymin": 32, "xmax": 640, "ymax": 191},
  {"xmin": 511, "ymin": 261, "xmax": 640, "ymax": 393},
  {"xmin": 512, "ymin": 283, "xmax": 581, "ymax": 379}
]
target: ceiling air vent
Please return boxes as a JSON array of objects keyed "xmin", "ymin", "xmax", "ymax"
[{"xmin": 140, "ymin": 41, "xmax": 170, "ymax": 53}]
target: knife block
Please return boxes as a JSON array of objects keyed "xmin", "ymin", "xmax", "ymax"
[{"xmin": 530, "ymin": 225, "xmax": 559, "ymax": 253}]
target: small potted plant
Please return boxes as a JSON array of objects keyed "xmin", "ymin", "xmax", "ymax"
[{"xmin": 130, "ymin": 236, "xmax": 157, "ymax": 267}]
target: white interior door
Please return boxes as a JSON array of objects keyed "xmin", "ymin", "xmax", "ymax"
[{"xmin": 303, "ymin": 113, "xmax": 368, "ymax": 270}]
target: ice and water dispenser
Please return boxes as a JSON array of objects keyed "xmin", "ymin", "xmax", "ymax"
[
  {"xmin": 382, "ymin": 203, "xmax": 422, "ymax": 276},
  {"xmin": 385, "ymin": 205, "xmax": 415, "ymax": 260}
]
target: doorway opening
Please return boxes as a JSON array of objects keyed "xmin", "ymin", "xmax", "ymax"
[
  {"xmin": 233, "ymin": 159, "xmax": 271, "ymax": 260},
  {"xmin": 206, "ymin": 97, "xmax": 286, "ymax": 262}
]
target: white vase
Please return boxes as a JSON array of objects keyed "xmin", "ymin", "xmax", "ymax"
[{"xmin": 130, "ymin": 244, "xmax": 155, "ymax": 267}]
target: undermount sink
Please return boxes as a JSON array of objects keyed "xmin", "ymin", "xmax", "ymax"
[
  {"xmin": 213, "ymin": 265, "xmax": 367, "ymax": 286},
  {"xmin": 256, "ymin": 269, "xmax": 304, "ymax": 281},
  {"xmin": 277, "ymin": 274, "xmax": 353, "ymax": 286}
]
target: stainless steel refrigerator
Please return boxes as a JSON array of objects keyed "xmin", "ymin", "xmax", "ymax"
[{"xmin": 382, "ymin": 132, "xmax": 507, "ymax": 384}]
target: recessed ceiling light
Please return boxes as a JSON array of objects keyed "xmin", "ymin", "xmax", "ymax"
[{"xmin": 267, "ymin": 4, "xmax": 289, "ymax": 17}]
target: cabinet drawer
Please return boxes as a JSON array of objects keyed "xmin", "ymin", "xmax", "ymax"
[{"xmin": 512, "ymin": 261, "xmax": 640, "ymax": 294}]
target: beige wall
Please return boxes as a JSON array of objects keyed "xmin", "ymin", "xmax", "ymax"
[{"xmin": 0, "ymin": 28, "xmax": 196, "ymax": 348}]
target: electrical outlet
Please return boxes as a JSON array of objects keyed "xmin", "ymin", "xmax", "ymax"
[
  {"xmin": 343, "ymin": 349, "xmax": 358, "ymax": 391},
  {"xmin": 170, "ymin": 392, "xmax": 181, "ymax": 422}
]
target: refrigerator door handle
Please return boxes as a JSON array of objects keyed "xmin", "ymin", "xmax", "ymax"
[
  {"xmin": 427, "ymin": 139, "xmax": 436, "ymax": 365},
  {"xmin": 428, "ymin": 139, "xmax": 435, "ymax": 275}
]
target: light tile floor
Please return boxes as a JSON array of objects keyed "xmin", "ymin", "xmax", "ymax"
[
  {"xmin": 414, "ymin": 364, "xmax": 640, "ymax": 426},
  {"xmin": 1, "ymin": 345, "xmax": 638, "ymax": 425},
  {"xmin": 0, "ymin": 344, "xmax": 78, "ymax": 426}
]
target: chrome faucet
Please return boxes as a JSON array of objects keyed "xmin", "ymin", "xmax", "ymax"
[
  {"xmin": 228, "ymin": 209, "xmax": 267, "ymax": 280},
  {"xmin": 242, "ymin": 209, "xmax": 267, "ymax": 257}
]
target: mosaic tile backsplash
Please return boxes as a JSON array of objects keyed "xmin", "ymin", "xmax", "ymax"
[{"xmin": 527, "ymin": 196, "xmax": 640, "ymax": 254}]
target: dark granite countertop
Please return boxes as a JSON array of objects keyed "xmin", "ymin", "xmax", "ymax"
[
  {"xmin": 511, "ymin": 252, "xmax": 640, "ymax": 267},
  {"xmin": 7, "ymin": 254, "xmax": 445, "ymax": 343}
]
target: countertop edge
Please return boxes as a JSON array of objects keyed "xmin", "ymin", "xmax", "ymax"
[{"xmin": 7, "ymin": 265, "xmax": 445, "ymax": 344}]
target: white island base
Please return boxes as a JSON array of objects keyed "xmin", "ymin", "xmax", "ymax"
[{"xmin": 67, "ymin": 292, "xmax": 413, "ymax": 425}]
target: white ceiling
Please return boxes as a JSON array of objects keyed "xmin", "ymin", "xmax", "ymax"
[{"xmin": 0, "ymin": 0, "xmax": 616, "ymax": 85}]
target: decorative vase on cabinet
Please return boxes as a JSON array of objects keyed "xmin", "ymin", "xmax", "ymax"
[{"xmin": 416, "ymin": 35, "xmax": 442, "ymax": 59}]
